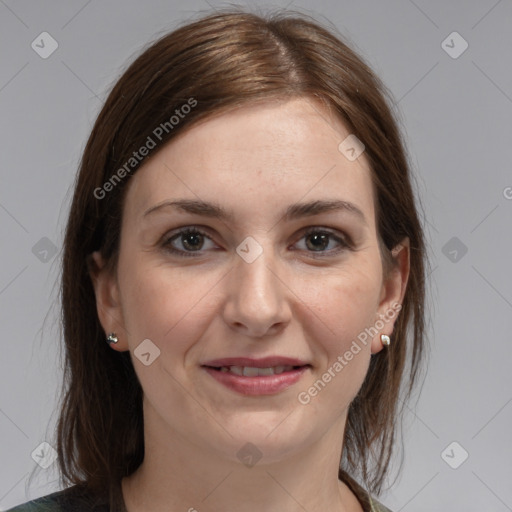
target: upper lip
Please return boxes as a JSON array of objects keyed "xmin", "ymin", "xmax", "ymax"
[{"xmin": 201, "ymin": 357, "xmax": 310, "ymax": 368}]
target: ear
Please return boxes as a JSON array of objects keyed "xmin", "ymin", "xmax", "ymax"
[
  {"xmin": 371, "ymin": 238, "xmax": 410, "ymax": 355},
  {"xmin": 87, "ymin": 251, "xmax": 129, "ymax": 351}
]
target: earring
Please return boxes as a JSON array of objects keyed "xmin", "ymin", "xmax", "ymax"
[
  {"xmin": 380, "ymin": 334, "xmax": 391, "ymax": 346},
  {"xmin": 106, "ymin": 333, "xmax": 118, "ymax": 345}
]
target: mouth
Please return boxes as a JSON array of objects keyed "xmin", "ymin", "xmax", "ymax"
[
  {"xmin": 201, "ymin": 364, "xmax": 312, "ymax": 395},
  {"xmin": 203, "ymin": 364, "xmax": 310, "ymax": 376}
]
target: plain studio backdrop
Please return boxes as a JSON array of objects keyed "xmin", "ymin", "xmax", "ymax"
[{"xmin": 0, "ymin": 1, "xmax": 511, "ymax": 511}]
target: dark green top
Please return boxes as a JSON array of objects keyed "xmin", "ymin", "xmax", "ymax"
[{"xmin": 6, "ymin": 472, "xmax": 392, "ymax": 512}]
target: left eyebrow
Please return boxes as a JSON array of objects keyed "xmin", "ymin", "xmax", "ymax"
[{"xmin": 142, "ymin": 198, "xmax": 368, "ymax": 226}]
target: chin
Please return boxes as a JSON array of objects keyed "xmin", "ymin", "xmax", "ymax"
[{"xmin": 206, "ymin": 417, "xmax": 315, "ymax": 465}]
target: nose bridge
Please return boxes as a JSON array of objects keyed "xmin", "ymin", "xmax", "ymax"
[
  {"xmin": 224, "ymin": 238, "xmax": 290, "ymax": 336},
  {"xmin": 234, "ymin": 241, "xmax": 281, "ymax": 309}
]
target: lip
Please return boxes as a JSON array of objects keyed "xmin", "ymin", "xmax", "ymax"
[
  {"xmin": 202, "ymin": 365, "xmax": 310, "ymax": 395},
  {"xmin": 201, "ymin": 356, "xmax": 309, "ymax": 368}
]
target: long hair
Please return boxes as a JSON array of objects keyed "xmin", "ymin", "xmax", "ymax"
[{"xmin": 35, "ymin": 7, "xmax": 428, "ymax": 509}]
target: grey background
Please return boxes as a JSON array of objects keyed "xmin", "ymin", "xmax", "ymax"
[{"xmin": 1, "ymin": 0, "xmax": 511, "ymax": 510}]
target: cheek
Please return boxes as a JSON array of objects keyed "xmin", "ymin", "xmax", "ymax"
[
  {"xmin": 119, "ymin": 233, "xmax": 383, "ymax": 359},
  {"xmin": 298, "ymin": 262, "xmax": 381, "ymax": 380},
  {"xmin": 306, "ymin": 262, "xmax": 381, "ymax": 341},
  {"xmin": 295, "ymin": 270, "xmax": 381, "ymax": 414},
  {"xmin": 119, "ymin": 256, "xmax": 221, "ymax": 353}
]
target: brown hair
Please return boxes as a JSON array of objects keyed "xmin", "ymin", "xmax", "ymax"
[{"xmin": 34, "ymin": 6, "xmax": 428, "ymax": 508}]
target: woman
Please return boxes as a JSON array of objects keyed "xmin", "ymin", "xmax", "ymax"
[{"xmin": 8, "ymin": 7, "xmax": 427, "ymax": 512}]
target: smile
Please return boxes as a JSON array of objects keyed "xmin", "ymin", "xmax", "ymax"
[
  {"xmin": 213, "ymin": 364, "xmax": 300, "ymax": 376},
  {"xmin": 202, "ymin": 365, "xmax": 311, "ymax": 395}
]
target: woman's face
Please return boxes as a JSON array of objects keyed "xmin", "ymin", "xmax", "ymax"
[{"xmin": 91, "ymin": 97, "xmax": 408, "ymax": 464}]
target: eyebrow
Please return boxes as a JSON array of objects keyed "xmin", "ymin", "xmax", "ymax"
[{"xmin": 142, "ymin": 198, "xmax": 367, "ymax": 225}]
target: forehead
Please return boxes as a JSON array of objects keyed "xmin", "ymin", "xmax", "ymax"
[{"xmin": 123, "ymin": 98, "xmax": 375, "ymax": 226}]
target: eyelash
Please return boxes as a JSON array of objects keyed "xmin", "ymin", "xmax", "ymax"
[{"xmin": 161, "ymin": 226, "xmax": 352, "ymax": 259}]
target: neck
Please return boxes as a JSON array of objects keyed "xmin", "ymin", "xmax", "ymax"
[{"xmin": 121, "ymin": 399, "xmax": 362, "ymax": 512}]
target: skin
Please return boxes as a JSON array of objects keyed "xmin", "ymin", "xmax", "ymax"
[{"xmin": 90, "ymin": 97, "xmax": 409, "ymax": 512}]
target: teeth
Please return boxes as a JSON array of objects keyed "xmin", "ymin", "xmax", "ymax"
[
  {"xmin": 243, "ymin": 366, "xmax": 260, "ymax": 377},
  {"xmin": 229, "ymin": 366, "xmax": 243, "ymax": 376},
  {"xmin": 218, "ymin": 365, "xmax": 295, "ymax": 376}
]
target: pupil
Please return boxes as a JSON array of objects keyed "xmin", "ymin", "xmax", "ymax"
[
  {"xmin": 183, "ymin": 233, "xmax": 202, "ymax": 250},
  {"xmin": 307, "ymin": 233, "xmax": 328, "ymax": 251}
]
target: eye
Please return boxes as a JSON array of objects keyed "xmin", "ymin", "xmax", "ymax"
[
  {"xmin": 293, "ymin": 227, "xmax": 351, "ymax": 257},
  {"xmin": 162, "ymin": 226, "xmax": 351, "ymax": 258},
  {"xmin": 162, "ymin": 227, "xmax": 217, "ymax": 257}
]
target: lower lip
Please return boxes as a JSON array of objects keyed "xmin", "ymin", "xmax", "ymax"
[{"xmin": 202, "ymin": 366, "xmax": 310, "ymax": 395}]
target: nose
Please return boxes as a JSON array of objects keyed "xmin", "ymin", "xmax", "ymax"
[{"xmin": 222, "ymin": 246, "xmax": 292, "ymax": 338}]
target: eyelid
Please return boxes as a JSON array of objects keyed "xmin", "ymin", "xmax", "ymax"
[
  {"xmin": 161, "ymin": 224, "xmax": 353, "ymax": 257},
  {"xmin": 161, "ymin": 225, "xmax": 218, "ymax": 257},
  {"xmin": 299, "ymin": 226, "xmax": 353, "ymax": 248}
]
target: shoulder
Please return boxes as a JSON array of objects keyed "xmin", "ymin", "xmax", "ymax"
[
  {"xmin": 369, "ymin": 495, "xmax": 394, "ymax": 512},
  {"xmin": 4, "ymin": 488, "xmax": 67, "ymax": 512},
  {"xmin": 4, "ymin": 485, "xmax": 110, "ymax": 512},
  {"xmin": 339, "ymin": 469, "xmax": 394, "ymax": 512}
]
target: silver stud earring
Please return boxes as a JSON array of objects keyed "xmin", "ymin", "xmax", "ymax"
[
  {"xmin": 380, "ymin": 334, "xmax": 391, "ymax": 346},
  {"xmin": 106, "ymin": 333, "xmax": 118, "ymax": 345}
]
